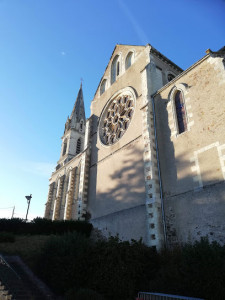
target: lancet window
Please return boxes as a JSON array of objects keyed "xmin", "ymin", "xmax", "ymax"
[
  {"xmin": 100, "ymin": 79, "xmax": 107, "ymax": 95},
  {"xmin": 111, "ymin": 55, "xmax": 120, "ymax": 84},
  {"xmin": 125, "ymin": 52, "xmax": 134, "ymax": 69},
  {"xmin": 62, "ymin": 138, "xmax": 67, "ymax": 156},
  {"xmin": 175, "ymin": 90, "xmax": 187, "ymax": 134}
]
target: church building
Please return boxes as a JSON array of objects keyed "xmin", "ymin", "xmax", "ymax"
[{"xmin": 45, "ymin": 44, "xmax": 225, "ymax": 249}]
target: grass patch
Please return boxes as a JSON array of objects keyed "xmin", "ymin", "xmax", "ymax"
[
  {"xmin": 0, "ymin": 235, "xmax": 50, "ymax": 269},
  {"xmin": 0, "ymin": 232, "xmax": 15, "ymax": 243}
]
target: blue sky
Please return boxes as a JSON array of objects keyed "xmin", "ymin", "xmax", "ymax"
[{"xmin": 0, "ymin": 0, "xmax": 224, "ymax": 219}]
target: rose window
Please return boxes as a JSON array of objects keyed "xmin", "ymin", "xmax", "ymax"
[{"xmin": 99, "ymin": 94, "xmax": 135, "ymax": 145}]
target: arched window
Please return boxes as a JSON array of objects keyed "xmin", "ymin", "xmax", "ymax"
[
  {"xmin": 167, "ymin": 73, "xmax": 175, "ymax": 82},
  {"xmin": 175, "ymin": 90, "xmax": 187, "ymax": 134},
  {"xmin": 62, "ymin": 138, "xmax": 67, "ymax": 156},
  {"xmin": 100, "ymin": 79, "xmax": 107, "ymax": 95},
  {"xmin": 125, "ymin": 52, "xmax": 133, "ymax": 70},
  {"xmin": 111, "ymin": 55, "xmax": 120, "ymax": 84},
  {"xmin": 76, "ymin": 138, "xmax": 81, "ymax": 154}
]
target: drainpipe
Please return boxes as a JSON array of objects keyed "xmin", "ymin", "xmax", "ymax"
[{"xmin": 151, "ymin": 94, "xmax": 168, "ymax": 248}]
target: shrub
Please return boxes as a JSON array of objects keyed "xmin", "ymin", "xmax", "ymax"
[
  {"xmin": 35, "ymin": 234, "xmax": 159, "ymax": 299},
  {"xmin": 88, "ymin": 237, "xmax": 159, "ymax": 300},
  {"xmin": 36, "ymin": 232, "xmax": 93, "ymax": 294},
  {"xmin": 32, "ymin": 233, "xmax": 225, "ymax": 300},
  {"xmin": 0, "ymin": 218, "xmax": 93, "ymax": 237},
  {"xmin": 0, "ymin": 218, "xmax": 25, "ymax": 234},
  {"xmin": 149, "ymin": 237, "xmax": 225, "ymax": 300}
]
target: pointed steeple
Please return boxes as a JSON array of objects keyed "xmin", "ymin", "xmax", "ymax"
[
  {"xmin": 70, "ymin": 83, "xmax": 86, "ymax": 129},
  {"xmin": 58, "ymin": 83, "xmax": 86, "ymax": 166}
]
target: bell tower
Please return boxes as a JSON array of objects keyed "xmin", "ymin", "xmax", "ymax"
[{"xmin": 57, "ymin": 83, "xmax": 86, "ymax": 169}]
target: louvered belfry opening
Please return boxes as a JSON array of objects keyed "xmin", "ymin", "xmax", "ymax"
[{"xmin": 76, "ymin": 138, "xmax": 81, "ymax": 154}]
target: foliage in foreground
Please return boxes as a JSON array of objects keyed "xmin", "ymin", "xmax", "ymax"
[
  {"xmin": 0, "ymin": 230, "xmax": 224, "ymax": 300},
  {"xmin": 35, "ymin": 235, "xmax": 225, "ymax": 300},
  {"xmin": 36, "ymin": 233, "xmax": 158, "ymax": 300},
  {"xmin": 0, "ymin": 218, "xmax": 92, "ymax": 236},
  {"xmin": 149, "ymin": 238, "xmax": 225, "ymax": 300},
  {"xmin": 0, "ymin": 235, "xmax": 50, "ymax": 270}
]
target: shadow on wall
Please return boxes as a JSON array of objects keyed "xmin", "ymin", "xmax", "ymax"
[
  {"xmin": 155, "ymin": 94, "xmax": 225, "ymax": 246},
  {"xmin": 87, "ymin": 114, "xmax": 147, "ymax": 242}
]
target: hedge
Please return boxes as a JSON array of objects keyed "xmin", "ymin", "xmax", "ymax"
[
  {"xmin": 35, "ymin": 235, "xmax": 225, "ymax": 300},
  {"xmin": 0, "ymin": 218, "xmax": 93, "ymax": 237}
]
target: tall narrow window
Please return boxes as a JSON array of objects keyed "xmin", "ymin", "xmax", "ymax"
[
  {"xmin": 117, "ymin": 62, "xmax": 120, "ymax": 76},
  {"xmin": 175, "ymin": 91, "xmax": 187, "ymax": 134},
  {"xmin": 100, "ymin": 79, "xmax": 107, "ymax": 95},
  {"xmin": 155, "ymin": 67, "xmax": 163, "ymax": 90},
  {"xmin": 125, "ymin": 52, "xmax": 133, "ymax": 69},
  {"xmin": 80, "ymin": 120, "xmax": 83, "ymax": 131},
  {"xmin": 62, "ymin": 139, "xmax": 67, "ymax": 156},
  {"xmin": 76, "ymin": 138, "xmax": 81, "ymax": 154},
  {"xmin": 111, "ymin": 55, "xmax": 119, "ymax": 84}
]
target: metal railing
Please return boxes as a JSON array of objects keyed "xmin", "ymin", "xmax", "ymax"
[{"xmin": 136, "ymin": 292, "xmax": 205, "ymax": 300}]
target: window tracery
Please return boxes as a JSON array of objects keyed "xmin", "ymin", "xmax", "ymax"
[{"xmin": 99, "ymin": 90, "xmax": 135, "ymax": 145}]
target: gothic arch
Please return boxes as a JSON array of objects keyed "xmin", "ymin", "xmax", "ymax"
[
  {"xmin": 111, "ymin": 54, "xmax": 120, "ymax": 84},
  {"xmin": 125, "ymin": 51, "xmax": 134, "ymax": 70},
  {"xmin": 169, "ymin": 83, "xmax": 189, "ymax": 135},
  {"xmin": 100, "ymin": 78, "xmax": 107, "ymax": 95}
]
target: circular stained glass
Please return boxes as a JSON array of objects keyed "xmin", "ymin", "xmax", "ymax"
[{"xmin": 99, "ymin": 92, "xmax": 135, "ymax": 145}]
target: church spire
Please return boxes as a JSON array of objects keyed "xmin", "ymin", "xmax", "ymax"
[
  {"xmin": 70, "ymin": 83, "xmax": 86, "ymax": 129},
  {"xmin": 59, "ymin": 84, "xmax": 86, "ymax": 165}
]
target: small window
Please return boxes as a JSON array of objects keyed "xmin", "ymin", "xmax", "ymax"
[
  {"xmin": 100, "ymin": 79, "xmax": 107, "ymax": 95},
  {"xmin": 117, "ymin": 62, "xmax": 120, "ymax": 76},
  {"xmin": 62, "ymin": 139, "xmax": 67, "ymax": 156},
  {"xmin": 76, "ymin": 138, "xmax": 81, "ymax": 154},
  {"xmin": 168, "ymin": 73, "xmax": 175, "ymax": 82},
  {"xmin": 125, "ymin": 52, "xmax": 133, "ymax": 69},
  {"xmin": 80, "ymin": 120, "xmax": 83, "ymax": 131},
  {"xmin": 175, "ymin": 91, "xmax": 187, "ymax": 134}
]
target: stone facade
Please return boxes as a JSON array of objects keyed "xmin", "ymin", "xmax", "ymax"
[
  {"xmin": 155, "ymin": 49, "xmax": 225, "ymax": 246},
  {"xmin": 45, "ymin": 44, "xmax": 225, "ymax": 249}
]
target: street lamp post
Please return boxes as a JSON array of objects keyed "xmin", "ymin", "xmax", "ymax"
[{"xmin": 25, "ymin": 194, "xmax": 32, "ymax": 221}]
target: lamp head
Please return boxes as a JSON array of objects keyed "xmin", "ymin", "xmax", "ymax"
[{"xmin": 25, "ymin": 194, "xmax": 32, "ymax": 201}]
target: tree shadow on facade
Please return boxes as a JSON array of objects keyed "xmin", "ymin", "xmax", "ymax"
[
  {"xmin": 87, "ymin": 101, "xmax": 225, "ymax": 247},
  {"xmin": 155, "ymin": 94, "xmax": 225, "ymax": 246},
  {"xmin": 88, "ymin": 114, "xmax": 147, "ymax": 242}
]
